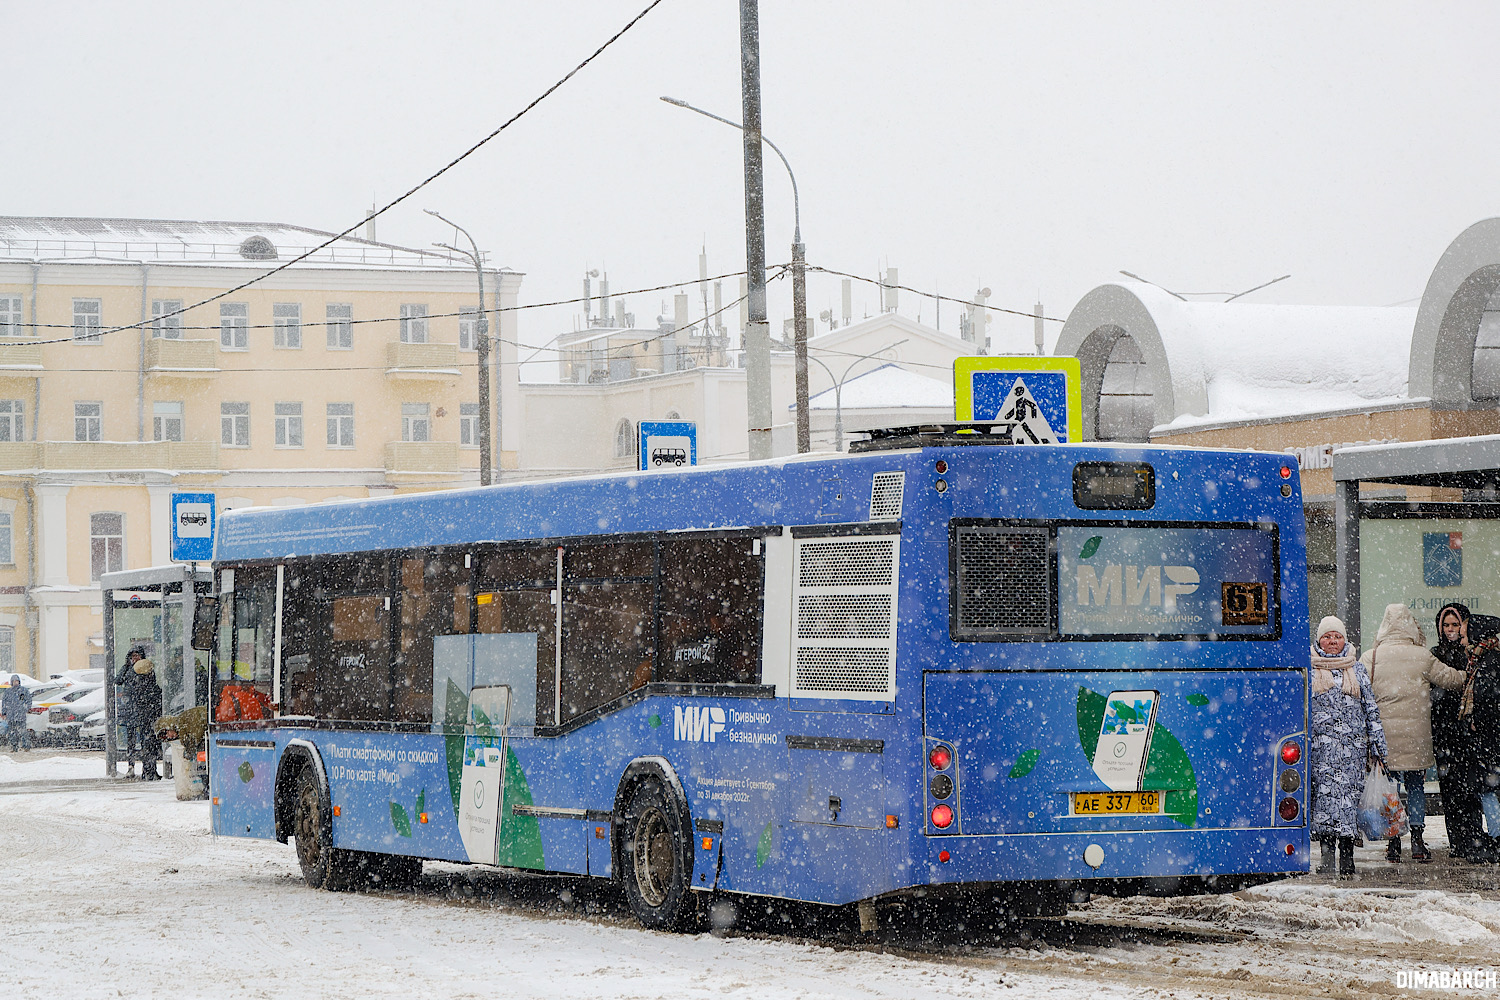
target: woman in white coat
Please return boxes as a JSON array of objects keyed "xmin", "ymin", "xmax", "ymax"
[{"xmin": 1361, "ymin": 604, "xmax": 1468, "ymax": 862}]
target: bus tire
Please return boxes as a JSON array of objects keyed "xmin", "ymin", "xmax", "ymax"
[
  {"xmin": 292, "ymin": 765, "xmax": 362, "ymax": 891},
  {"xmin": 620, "ymin": 778, "xmax": 696, "ymax": 931}
]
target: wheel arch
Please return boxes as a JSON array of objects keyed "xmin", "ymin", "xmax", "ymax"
[
  {"xmin": 612, "ymin": 755, "xmax": 693, "ymax": 881},
  {"xmin": 275, "ymin": 739, "xmax": 327, "ymax": 844}
]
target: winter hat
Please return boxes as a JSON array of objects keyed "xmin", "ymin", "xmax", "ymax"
[
  {"xmin": 133, "ymin": 658, "xmax": 155, "ymax": 675},
  {"xmin": 1316, "ymin": 616, "xmax": 1346, "ymax": 643},
  {"xmin": 8, "ymin": 674, "xmax": 18, "ymax": 686}
]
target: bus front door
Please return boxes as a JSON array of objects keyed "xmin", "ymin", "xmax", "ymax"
[{"xmin": 458, "ymin": 684, "xmax": 510, "ymax": 865}]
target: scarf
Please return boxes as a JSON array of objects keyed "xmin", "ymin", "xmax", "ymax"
[
  {"xmin": 1310, "ymin": 641, "xmax": 1360, "ymax": 697},
  {"xmin": 1460, "ymin": 634, "xmax": 1497, "ymax": 724}
]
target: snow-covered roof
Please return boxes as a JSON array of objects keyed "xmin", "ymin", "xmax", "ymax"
[
  {"xmin": 1057, "ymin": 281, "xmax": 1420, "ymax": 433},
  {"xmin": 801, "ymin": 363, "xmax": 955, "ymax": 410},
  {"xmin": 0, "ymin": 216, "xmax": 490, "ymax": 271}
]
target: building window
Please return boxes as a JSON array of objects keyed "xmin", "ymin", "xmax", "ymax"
[
  {"xmin": 151, "ymin": 300, "xmax": 183, "ymax": 339},
  {"xmin": 273, "ymin": 303, "xmax": 302, "ymax": 349},
  {"xmin": 327, "ymin": 402, "xmax": 354, "ymax": 448},
  {"xmin": 0, "ymin": 626, "xmax": 12, "ymax": 673},
  {"xmin": 0, "ymin": 296, "xmax": 23, "ymax": 337},
  {"xmin": 0, "ymin": 511, "xmax": 11, "ymax": 564},
  {"xmin": 1095, "ymin": 334, "xmax": 1155, "ymax": 443},
  {"xmin": 615, "ymin": 419, "xmax": 635, "ymax": 459},
  {"xmin": 74, "ymin": 402, "xmax": 101, "ymax": 442},
  {"xmin": 221, "ymin": 402, "xmax": 250, "ymax": 447},
  {"xmin": 459, "ymin": 307, "xmax": 479, "ymax": 352},
  {"xmin": 0, "ymin": 400, "xmax": 23, "ymax": 442},
  {"xmin": 399, "ymin": 304, "xmax": 428, "ymax": 344},
  {"xmin": 153, "ymin": 401, "xmax": 183, "ymax": 442},
  {"xmin": 459, "ymin": 402, "xmax": 480, "ymax": 447},
  {"xmin": 90, "ymin": 512, "xmax": 124, "ymax": 580},
  {"xmin": 402, "ymin": 403, "xmax": 430, "ymax": 442},
  {"xmin": 326, "ymin": 303, "xmax": 352, "ymax": 350},
  {"xmin": 274, "ymin": 402, "xmax": 303, "ymax": 448},
  {"xmin": 73, "ymin": 299, "xmax": 102, "ymax": 343},
  {"xmin": 220, "ymin": 303, "xmax": 249, "ymax": 350}
]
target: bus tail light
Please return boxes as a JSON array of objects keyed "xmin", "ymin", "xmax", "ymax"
[
  {"xmin": 938, "ymin": 849, "xmax": 951, "ymax": 863},
  {"xmin": 1278, "ymin": 798, "xmax": 1299, "ymax": 821},
  {"xmin": 930, "ymin": 803, "xmax": 954, "ymax": 829},
  {"xmin": 929, "ymin": 744, "xmax": 953, "ymax": 771},
  {"xmin": 1280, "ymin": 741, "xmax": 1301, "ymax": 765}
]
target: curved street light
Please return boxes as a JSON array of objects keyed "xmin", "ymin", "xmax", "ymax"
[
  {"xmin": 424, "ymin": 209, "xmax": 496, "ymax": 485},
  {"xmin": 805, "ymin": 338, "xmax": 909, "ymax": 452},
  {"xmin": 660, "ymin": 95, "xmax": 811, "ymax": 454}
]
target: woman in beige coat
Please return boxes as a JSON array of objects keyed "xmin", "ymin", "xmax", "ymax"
[{"xmin": 1360, "ymin": 604, "xmax": 1468, "ymax": 862}]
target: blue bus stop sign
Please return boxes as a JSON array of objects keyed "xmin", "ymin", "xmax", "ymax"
[
  {"xmin": 171, "ymin": 492, "xmax": 216, "ymax": 562},
  {"xmin": 638, "ymin": 421, "xmax": 697, "ymax": 471}
]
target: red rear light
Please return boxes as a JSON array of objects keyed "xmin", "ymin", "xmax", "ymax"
[
  {"xmin": 1280, "ymin": 465, "xmax": 1292, "ymax": 479},
  {"xmin": 1285, "ymin": 843, "xmax": 1296, "ymax": 856},
  {"xmin": 1278, "ymin": 798, "xmax": 1299, "ymax": 821},
  {"xmin": 929, "ymin": 745, "xmax": 952, "ymax": 771},
  {"xmin": 28, "ymin": 706, "xmax": 44, "ymax": 714},
  {"xmin": 1281, "ymin": 742, "xmax": 1301, "ymax": 765},
  {"xmin": 930, "ymin": 803, "xmax": 954, "ymax": 829},
  {"xmin": 938, "ymin": 849, "xmax": 951, "ymax": 863}
]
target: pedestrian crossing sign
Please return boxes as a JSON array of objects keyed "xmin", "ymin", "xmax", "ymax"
[{"xmin": 954, "ymin": 356, "xmax": 1083, "ymax": 444}]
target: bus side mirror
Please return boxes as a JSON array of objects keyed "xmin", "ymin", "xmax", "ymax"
[{"xmin": 191, "ymin": 596, "xmax": 219, "ymax": 651}]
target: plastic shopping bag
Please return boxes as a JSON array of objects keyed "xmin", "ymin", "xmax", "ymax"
[{"xmin": 1357, "ymin": 764, "xmax": 1409, "ymax": 841}]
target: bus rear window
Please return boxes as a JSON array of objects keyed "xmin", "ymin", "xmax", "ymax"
[{"xmin": 951, "ymin": 520, "xmax": 1279, "ymax": 641}]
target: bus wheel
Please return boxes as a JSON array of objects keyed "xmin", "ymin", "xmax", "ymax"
[
  {"xmin": 621, "ymin": 779, "xmax": 695, "ymax": 931},
  {"xmin": 292, "ymin": 766, "xmax": 362, "ymax": 891}
]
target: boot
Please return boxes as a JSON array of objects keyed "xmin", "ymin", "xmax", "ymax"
[
  {"xmin": 1410, "ymin": 826, "xmax": 1431, "ymax": 863},
  {"xmin": 1338, "ymin": 836, "xmax": 1357, "ymax": 877},
  {"xmin": 1386, "ymin": 836, "xmax": 1402, "ymax": 863},
  {"xmin": 1316, "ymin": 835, "xmax": 1336, "ymax": 874}
]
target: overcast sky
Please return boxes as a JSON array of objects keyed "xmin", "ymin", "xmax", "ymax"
[{"xmin": 10, "ymin": 2, "xmax": 1500, "ymax": 365}]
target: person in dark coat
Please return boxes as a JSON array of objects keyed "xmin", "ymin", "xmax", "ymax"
[
  {"xmin": 2, "ymin": 674, "xmax": 33, "ymax": 751},
  {"xmin": 117, "ymin": 647, "xmax": 164, "ymax": 780},
  {"xmin": 1432, "ymin": 604, "xmax": 1498, "ymax": 861}
]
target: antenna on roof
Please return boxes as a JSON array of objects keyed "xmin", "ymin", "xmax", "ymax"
[
  {"xmin": 1223, "ymin": 274, "xmax": 1291, "ymax": 302},
  {"xmin": 1119, "ymin": 271, "xmax": 1186, "ymax": 301}
]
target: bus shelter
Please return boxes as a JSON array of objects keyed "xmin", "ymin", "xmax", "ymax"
[
  {"xmin": 99, "ymin": 564, "xmax": 213, "ymax": 775},
  {"xmin": 1332, "ymin": 434, "xmax": 1500, "ymax": 648}
]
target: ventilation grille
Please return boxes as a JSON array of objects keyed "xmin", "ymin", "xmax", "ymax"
[
  {"xmin": 869, "ymin": 471, "xmax": 905, "ymax": 520},
  {"xmin": 797, "ymin": 594, "xmax": 894, "ymax": 640},
  {"xmin": 792, "ymin": 534, "xmax": 899, "ymax": 700},
  {"xmin": 794, "ymin": 648, "xmax": 893, "ymax": 693},
  {"xmin": 954, "ymin": 526, "xmax": 1051, "ymax": 635},
  {"xmin": 798, "ymin": 538, "xmax": 896, "ymax": 588}
]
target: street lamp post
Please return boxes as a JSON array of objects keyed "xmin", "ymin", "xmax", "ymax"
[
  {"xmin": 424, "ymin": 209, "xmax": 495, "ymax": 486},
  {"xmin": 806, "ymin": 338, "xmax": 908, "ymax": 452},
  {"xmin": 661, "ymin": 94, "xmax": 811, "ymax": 454}
]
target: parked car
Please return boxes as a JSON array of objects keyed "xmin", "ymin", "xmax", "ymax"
[
  {"xmin": 21, "ymin": 680, "xmax": 70, "ymax": 740},
  {"xmin": 78, "ymin": 708, "xmax": 108, "ymax": 747},
  {"xmin": 43, "ymin": 685, "xmax": 105, "ymax": 745}
]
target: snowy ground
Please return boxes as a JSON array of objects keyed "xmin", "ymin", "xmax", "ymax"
[{"xmin": 4, "ymin": 750, "xmax": 1500, "ymax": 1000}]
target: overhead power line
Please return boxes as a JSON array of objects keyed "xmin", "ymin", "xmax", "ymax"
[{"xmin": 2, "ymin": 0, "xmax": 665, "ymax": 349}]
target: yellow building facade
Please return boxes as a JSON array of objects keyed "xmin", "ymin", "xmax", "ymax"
[{"xmin": 0, "ymin": 217, "xmax": 522, "ymax": 679}]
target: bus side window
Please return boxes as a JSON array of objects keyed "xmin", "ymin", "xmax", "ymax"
[
  {"xmin": 284, "ymin": 554, "xmax": 393, "ymax": 723},
  {"xmin": 658, "ymin": 537, "xmax": 764, "ymax": 686},
  {"xmin": 561, "ymin": 542, "xmax": 653, "ymax": 721},
  {"xmin": 395, "ymin": 551, "xmax": 469, "ymax": 724},
  {"xmin": 474, "ymin": 545, "xmax": 557, "ymax": 726},
  {"xmin": 216, "ymin": 566, "xmax": 277, "ymax": 720}
]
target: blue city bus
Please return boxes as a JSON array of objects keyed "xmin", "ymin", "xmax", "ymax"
[{"xmin": 205, "ymin": 426, "xmax": 1310, "ymax": 930}]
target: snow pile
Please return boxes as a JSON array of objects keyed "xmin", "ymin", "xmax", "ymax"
[
  {"xmin": 1109, "ymin": 282, "xmax": 1419, "ymax": 430},
  {"xmin": 805, "ymin": 364, "xmax": 954, "ymax": 410},
  {"xmin": 1102, "ymin": 883, "xmax": 1500, "ymax": 945},
  {"xmin": 0, "ymin": 752, "xmax": 107, "ymax": 784}
]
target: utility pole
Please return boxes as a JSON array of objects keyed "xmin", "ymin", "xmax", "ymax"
[
  {"xmin": 740, "ymin": 0, "xmax": 771, "ymax": 460},
  {"xmin": 425, "ymin": 209, "xmax": 493, "ymax": 485}
]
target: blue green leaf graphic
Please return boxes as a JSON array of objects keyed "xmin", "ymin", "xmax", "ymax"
[
  {"xmin": 1009, "ymin": 748, "xmax": 1041, "ymax": 778},
  {"xmin": 1079, "ymin": 536, "xmax": 1103, "ymax": 559},
  {"xmin": 755, "ymin": 821, "xmax": 774, "ymax": 868},
  {"xmin": 391, "ymin": 801, "xmax": 413, "ymax": 838},
  {"xmin": 1186, "ymin": 692, "xmax": 1209, "ymax": 707}
]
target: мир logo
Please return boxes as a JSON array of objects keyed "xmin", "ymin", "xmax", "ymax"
[{"xmin": 673, "ymin": 705, "xmax": 726, "ymax": 742}]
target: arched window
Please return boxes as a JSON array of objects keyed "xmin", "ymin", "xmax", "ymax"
[
  {"xmin": 615, "ymin": 419, "xmax": 636, "ymax": 459},
  {"xmin": 1095, "ymin": 335, "xmax": 1154, "ymax": 442},
  {"xmin": 1473, "ymin": 286, "xmax": 1500, "ymax": 399}
]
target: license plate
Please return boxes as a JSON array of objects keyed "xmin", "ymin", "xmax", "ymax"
[{"xmin": 1071, "ymin": 791, "xmax": 1161, "ymax": 815}]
